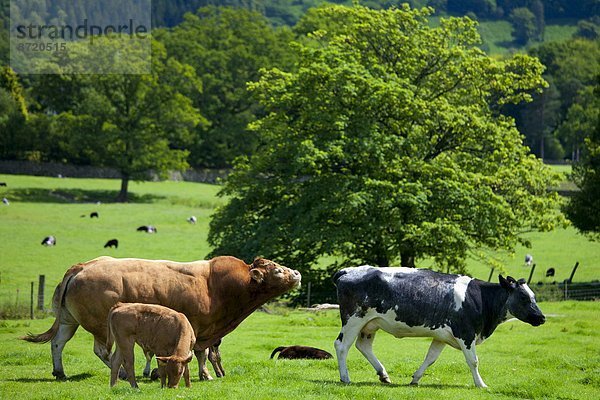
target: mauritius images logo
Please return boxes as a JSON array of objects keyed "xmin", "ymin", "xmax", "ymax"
[{"xmin": 10, "ymin": 0, "xmax": 152, "ymax": 74}]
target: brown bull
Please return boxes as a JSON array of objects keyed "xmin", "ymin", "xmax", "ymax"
[{"xmin": 22, "ymin": 256, "xmax": 301, "ymax": 380}]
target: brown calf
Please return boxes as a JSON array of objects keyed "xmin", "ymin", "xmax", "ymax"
[{"xmin": 107, "ymin": 303, "xmax": 195, "ymax": 389}]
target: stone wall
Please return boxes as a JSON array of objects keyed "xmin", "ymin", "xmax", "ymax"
[{"xmin": 0, "ymin": 160, "xmax": 229, "ymax": 184}]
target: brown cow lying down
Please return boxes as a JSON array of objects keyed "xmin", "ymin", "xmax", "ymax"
[
  {"xmin": 107, "ymin": 303, "xmax": 195, "ymax": 389},
  {"xmin": 270, "ymin": 345, "xmax": 333, "ymax": 360},
  {"xmin": 21, "ymin": 256, "xmax": 301, "ymax": 381}
]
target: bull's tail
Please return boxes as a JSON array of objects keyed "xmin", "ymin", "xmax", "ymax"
[
  {"xmin": 270, "ymin": 346, "xmax": 285, "ymax": 359},
  {"xmin": 21, "ymin": 318, "xmax": 60, "ymax": 343},
  {"xmin": 332, "ymin": 269, "xmax": 348, "ymax": 286},
  {"xmin": 19, "ymin": 263, "xmax": 86, "ymax": 344}
]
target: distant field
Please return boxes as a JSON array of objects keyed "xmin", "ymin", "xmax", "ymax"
[
  {"xmin": 476, "ymin": 19, "xmax": 578, "ymax": 55},
  {"xmin": 0, "ymin": 172, "xmax": 598, "ymax": 313},
  {"xmin": 0, "ymin": 301, "xmax": 598, "ymax": 399}
]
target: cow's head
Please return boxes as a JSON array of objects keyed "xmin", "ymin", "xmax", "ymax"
[
  {"xmin": 156, "ymin": 352, "xmax": 193, "ymax": 388},
  {"xmin": 499, "ymin": 275, "xmax": 545, "ymax": 326},
  {"xmin": 249, "ymin": 258, "xmax": 301, "ymax": 293}
]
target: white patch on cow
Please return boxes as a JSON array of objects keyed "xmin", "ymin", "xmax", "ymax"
[
  {"xmin": 453, "ymin": 275, "xmax": 473, "ymax": 311},
  {"xmin": 522, "ymin": 284, "xmax": 536, "ymax": 301},
  {"xmin": 350, "ymin": 308, "xmax": 460, "ymax": 349}
]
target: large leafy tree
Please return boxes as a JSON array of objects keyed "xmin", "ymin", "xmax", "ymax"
[
  {"xmin": 33, "ymin": 39, "xmax": 204, "ymax": 201},
  {"xmin": 208, "ymin": 5, "xmax": 564, "ymax": 285}
]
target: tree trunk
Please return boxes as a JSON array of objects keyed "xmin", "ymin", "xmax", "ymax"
[{"xmin": 117, "ymin": 175, "xmax": 129, "ymax": 202}]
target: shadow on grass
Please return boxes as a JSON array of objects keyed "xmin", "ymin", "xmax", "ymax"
[
  {"xmin": 3, "ymin": 188, "xmax": 164, "ymax": 204},
  {"xmin": 8, "ymin": 372, "xmax": 94, "ymax": 382},
  {"xmin": 310, "ymin": 379, "xmax": 468, "ymax": 389}
]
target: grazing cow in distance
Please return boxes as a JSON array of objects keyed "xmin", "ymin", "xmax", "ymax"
[
  {"xmin": 41, "ymin": 236, "xmax": 56, "ymax": 246},
  {"xmin": 525, "ymin": 254, "xmax": 533, "ymax": 267},
  {"xmin": 187, "ymin": 216, "xmax": 197, "ymax": 224},
  {"xmin": 90, "ymin": 212, "xmax": 99, "ymax": 218},
  {"xmin": 21, "ymin": 256, "xmax": 301, "ymax": 381},
  {"xmin": 333, "ymin": 266, "xmax": 545, "ymax": 388},
  {"xmin": 107, "ymin": 303, "xmax": 195, "ymax": 388},
  {"xmin": 545, "ymin": 268, "xmax": 555, "ymax": 277},
  {"xmin": 137, "ymin": 225, "xmax": 157, "ymax": 233},
  {"xmin": 104, "ymin": 239, "xmax": 119, "ymax": 249},
  {"xmin": 0, "ymin": 182, "xmax": 7, "ymax": 186},
  {"xmin": 2, "ymin": 197, "xmax": 9, "ymax": 205},
  {"xmin": 270, "ymin": 345, "xmax": 333, "ymax": 360}
]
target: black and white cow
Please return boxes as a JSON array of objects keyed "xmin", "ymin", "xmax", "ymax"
[{"xmin": 332, "ymin": 266, "xmax": 545, "ymax": 388}]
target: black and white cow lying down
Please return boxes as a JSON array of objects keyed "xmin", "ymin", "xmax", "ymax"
[{"xmin": 333, "ymin": 266, "xmax": 545, "ymax": 388}]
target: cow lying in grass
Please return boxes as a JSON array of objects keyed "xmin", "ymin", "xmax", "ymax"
[
  {"xmin": 333, "ymin": 266, "xmax": 545, "ymax": 388},
  {"xmin": 107, "ymin": 302, "xmax": 195, "ymax": 389},
  {"xmin": 270, "ymin": 345, "xmax": 333, "ymax": 360}
]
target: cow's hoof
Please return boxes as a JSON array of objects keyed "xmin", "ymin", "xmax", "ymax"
[
  {"xmin": 118, "ymin": 368, "xmax": 128, "ymax": 380},
  {"xmin": 409, "ymin": 381, "xmax": 419, "ymax": 386},
  {"xmin": 199, "ymin": 375, "xmax": 214, "ymax": 381},
  {"xmin": 52, "ymin": 371, "xmax": 67, "ymax": 381},
  {"xmin": 379, "ymin": 376, "xmax": 392, "ymax": 384}
]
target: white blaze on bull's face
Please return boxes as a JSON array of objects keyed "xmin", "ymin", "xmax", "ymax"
[{"xmin": 251, "ymin": 259, "xmax": 301, "ymax": 290}]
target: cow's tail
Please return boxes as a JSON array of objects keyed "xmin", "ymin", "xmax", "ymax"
[
  {"xmin": 270, "ymin": 347, "xmax": 285, "ymax": 359},
  {"xmin": 332, "ymin": 269, "xmax": 348, "ymax": 286},
  {"xmin": 20, "ymin": 263, "xmax": 85, "ymax": 343}
]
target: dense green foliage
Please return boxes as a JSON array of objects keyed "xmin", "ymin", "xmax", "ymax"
[
  {"xmin": 208, "ymin": 5, "xmax": 565, "ymax": 295},
  {"xmin": 511, "ymin": 38, "xmax": 600, "ymax": 160},
  {"xmin": 563, "ymin": 80, "xmax": 600, "ymax": 238},
  {"xmin": 157, "ymin": 6, "xmax": 296, "ymax": 168}
]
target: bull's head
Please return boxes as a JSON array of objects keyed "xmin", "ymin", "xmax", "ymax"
[
  {"xmin": 250, "ymin": 258, "xmax": 301, "ymax": 291},
  {"xmin": 499, "ymin": 275, "xmax": 546, "ymax": 326},
  {"xmin": 156, "ymin": 352, "xmax": 193, "ymax": 388}
]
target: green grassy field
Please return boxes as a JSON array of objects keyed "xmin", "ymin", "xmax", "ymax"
[
  {"xmin": 0, "ymin": 173, "xmax": 599, "ymax": 399},
  {"xmin": 0, "ymin": 302, "xmax": 598, "ymax": 399}
]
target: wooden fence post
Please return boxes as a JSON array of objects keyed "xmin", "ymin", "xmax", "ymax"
[
  {"xmin": 487, "ymin": 268, "xmax": 495, "ymax": 282},
  {"xmin": 30, "ymin": 282, "xmax": 34, "ymax": 319},
  {"xmin": 37, "ymin": 275, "xmax": 45, "ymax": 310},
  {"xmin": 527, "ymin": 264, "xmax": 536, "ymax": 285},
  {"xmin": 306, "ymin": 282, "xmax": 312, "ymax": 308}
]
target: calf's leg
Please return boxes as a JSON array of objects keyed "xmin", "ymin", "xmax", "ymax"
[
  {"xmin": 355, "ymin": 330, "xmax": 390, "ymax": 383},
  {"xmin": 459, "ymin": 340, "xmax": 487, "ymax": 388},
  {"xmin": 109, "ymin": 347, "xmax": 123, "ymax": 387},
  {"xmin": 410, "ymin": 339, "xmax": 446, "ymax": 385}
]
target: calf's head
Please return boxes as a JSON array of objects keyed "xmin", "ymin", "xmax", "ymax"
[
  {"xmin": 499, "ymin": 275, "xmax": 545, "ymax": 326},
  {"xmin": 156, "ymin": 352, "xmax": 193, "ymax": 388},
  {"xmin": 249, "ymin": 258, "xmax": 301, "ymax": 293}
]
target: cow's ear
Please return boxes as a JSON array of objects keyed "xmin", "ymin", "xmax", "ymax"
[
  {"xmin": 499, "ymin": 275, "xmax": 517, "ymax": 291},
  {"xmin": 250, "ymin": 269, "xmax": 264, "ymax": 283},
  {"xmin": 156, "ymin": 356, "xmax": 169, "ymax": 365}
]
